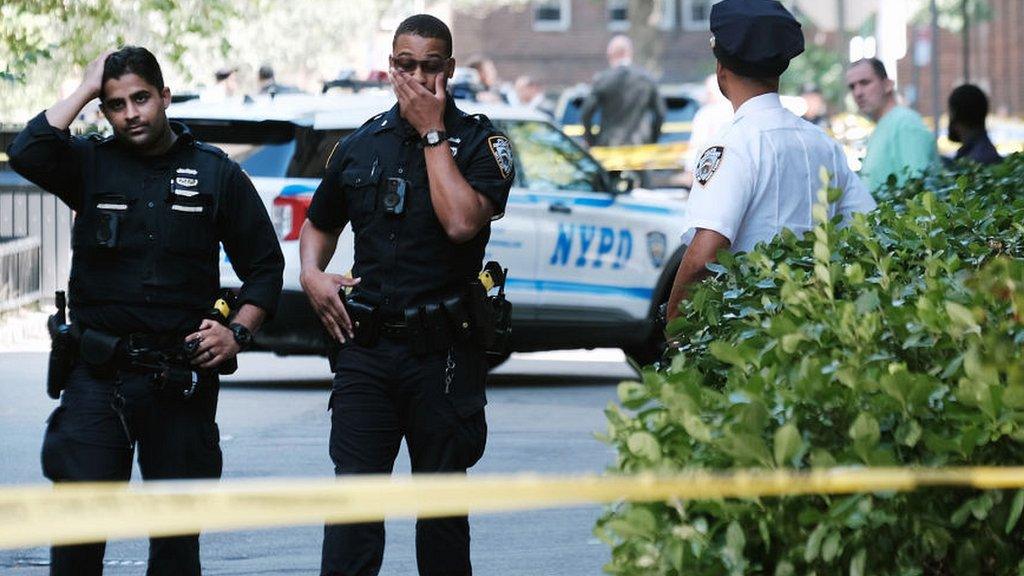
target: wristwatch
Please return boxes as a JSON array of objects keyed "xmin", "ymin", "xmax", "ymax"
[
  {"xmin": 421, "ymin": 129, "xmax": 448, "ymax": 147},
  {"xmin": 229, "ymin": 322, "xmax": 253, "ymax": 351}
]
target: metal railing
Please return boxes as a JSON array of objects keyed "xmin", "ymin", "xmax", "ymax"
[{"xmin": 0, "ymin": 171, "xmax": 72, "ymax": 310}]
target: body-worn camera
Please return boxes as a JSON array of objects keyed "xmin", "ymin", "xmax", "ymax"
[{"xmin": 383, "ymin": 177, "xmax": 407, "ymax": 216}]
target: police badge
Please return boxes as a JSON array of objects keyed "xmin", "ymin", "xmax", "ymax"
[
  {"xmin": 488, "ymin": 136, "xmax": 514, "ymax": 180},
  {"xmin": 694, "ymin": 146, "xmax": 724, "ymax": 186}
]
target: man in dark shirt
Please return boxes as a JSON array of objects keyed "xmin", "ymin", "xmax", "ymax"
[
  {"xmin": 580, "ymin": 35, "xmax": 666, "ymax": 147},
  {"xmin": 299, "ymin": 15, "xmax": 514, "ymax": 576},
  {"xmin": 6, "ymin": 46, "xmax": 283, "ymax": 575},
  {"xmin": 948, "ymin": 84, "xmax": 1002, "ymax": 166}
]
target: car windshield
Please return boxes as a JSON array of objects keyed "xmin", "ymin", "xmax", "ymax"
[
  {"xmin": 175, "ymin": 119, "xmax": 353, "ymax": 179},
  {"xmin": 497, "ymin": 120, "xmax": 607, "ymax": 192}
]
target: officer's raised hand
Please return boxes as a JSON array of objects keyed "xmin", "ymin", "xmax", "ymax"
[
  {"xmin": 301, "ymin": 270, "xmax": 361, "ymax": 343},
  {"xmin": 44, "ymin": 49, "xmax": 114, "ymax": 130}
]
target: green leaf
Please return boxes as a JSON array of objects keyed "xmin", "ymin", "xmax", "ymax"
[
  {"xmin": 626, "ymin": 432, "xmax": 661, "ymax": 462},
  {"xmin": 848, "ymin": 413, "xmax": 880, "ymax": 446},
  {"xmin": 709, "ymin": 341, "xmax": 747, "ymax": 368},
  {"xmin": 617, "ymin": 381, "xmax": 649, "ymax": 409},
  {"xmin": 850, "ymin": 548, "xmax": 867, "ymax": 576},
  {"xmin": 804, "ymin": 523, "xmax": 827, "ymax": 562},
  {"xmin": 895, "ymin": 419, "xmax": 923, "ymax": 447},
  {"xmin": 822, "ymin": 530, "xmax": 841, "ymax": 562},
  {"xmin": 682, "ymin": 412, "xmax": 713, "ymax": 443},
  {"xmin": 773, "ymin": 422, "xmax": 803, "ymax": 466},
  {"xmin": 1006, "ymin": 490, "xmax": 1024, "ymax": 534}
]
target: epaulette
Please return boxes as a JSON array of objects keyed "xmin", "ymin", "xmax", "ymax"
[
  {"xmin": 87, "ymin": 132, "xmax": 115, "ymax": 145},
  {"xmin": 192, "ymin": 141, "xmax": 228, "ymax": 158}
]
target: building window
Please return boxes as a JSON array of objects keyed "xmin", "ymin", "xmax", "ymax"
[
  {"xmin": 533, "ymin": 0, "xmax": 571, "ymax": 31},
  {"xmin": 607, "ymin": 0, "xmax": 629, "ymax": 31},
  {"xmin": 682, "ymin": 0, "xmax": 721, "ymax": 31}
]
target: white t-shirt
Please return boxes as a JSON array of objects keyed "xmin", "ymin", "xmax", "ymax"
[{"xmin": 682, "ymin": 93, "xmax": 876, "ymax": 253}]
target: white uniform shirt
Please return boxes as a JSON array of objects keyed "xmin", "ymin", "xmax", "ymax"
[{"xmin": 682, "ymin": 93, "xmax": 876, "ymax": 253}]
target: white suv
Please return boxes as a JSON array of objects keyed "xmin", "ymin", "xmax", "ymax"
[{"xmin": 168, "ymin": 92, "xmax": 687, "ymax": 365}]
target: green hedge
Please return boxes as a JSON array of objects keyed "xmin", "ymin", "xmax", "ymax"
[{"xmin": 597, "ymin": 154, "xmax": 1024, "ymax": 575}]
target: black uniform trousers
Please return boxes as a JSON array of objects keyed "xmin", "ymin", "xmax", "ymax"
[
  {"xmin": 41, "ymin": 363, "xmax": 222, "ymax": 576},
  {"xmin": 321, "ymin": 336, "xmax": 488, "ymax": 576}
]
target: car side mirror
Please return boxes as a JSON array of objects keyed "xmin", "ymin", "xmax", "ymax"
[{"xmin": 607, "ymin": 171, "xmax": 634, "ymax": 194}]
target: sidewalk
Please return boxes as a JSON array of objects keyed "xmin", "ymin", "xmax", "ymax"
[{"xmin": 0, "ymin": 307, "xmax": 49, "ymax": 353}]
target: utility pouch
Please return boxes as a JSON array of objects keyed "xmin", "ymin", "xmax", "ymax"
[
  {"xmin": 467, "ymin": 261, "xmax": 513, "ymax": 360},
  {"xmin": 342, "ymin": 291, "xmax": 380, "ymax": 347},
  {"xmin": 78, "ymin": 329, "xmax": 122, "ymax": 367},
  {"xmin": 442, "ymin": 296, "xmax": 473, "ymax": 342}
]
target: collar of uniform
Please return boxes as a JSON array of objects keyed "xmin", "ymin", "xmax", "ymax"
[
  {"xmin": 732, "ymin": 92, "xmax": 783, "ymax": 122},
  {"xmin": 372, "ymin": 95, "xmax": 464, "ymax": 137}
]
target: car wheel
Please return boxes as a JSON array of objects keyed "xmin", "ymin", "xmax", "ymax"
[{"xmin": 624, "ymin": 332, "xmax": 664, "ymax": 368}]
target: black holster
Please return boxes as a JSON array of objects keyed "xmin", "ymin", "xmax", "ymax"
[
  {"xmin": 46, "ymin": 317, "xmax": 75, "ymax": 400},
  {"xmin": 466, "ymin": 280, "xmax": 512, "ymax": 361}
]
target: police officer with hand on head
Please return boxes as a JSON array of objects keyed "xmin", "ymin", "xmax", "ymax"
[
  {"xmin": 299, "ymin": 14, "xmax": 515, "ymax": 576},
  {"xmin": 6, "ymin": 46, "xmax": 283, "ymax": 575},
  {"xmin": 665, "ymin": 0, "xmax": 875, "ymax": 322}
]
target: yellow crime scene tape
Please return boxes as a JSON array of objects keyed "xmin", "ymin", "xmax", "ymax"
[{"xmin": 4, "ymin": 467, "xmax": 1024, "ymax": 550}]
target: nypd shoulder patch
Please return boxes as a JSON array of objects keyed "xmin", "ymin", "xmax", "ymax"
[
  {"xmin": 488, "ymin": 135, "xmax": 514, "ymax": 180},
  {"xmin": 695, "ymin": 146, "xmax": 725, "ymax": 186}
]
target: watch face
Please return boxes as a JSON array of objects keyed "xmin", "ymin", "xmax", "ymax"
[{"xmin": 426, "ymin": 131, "xmax": 441, "ymax": 145}]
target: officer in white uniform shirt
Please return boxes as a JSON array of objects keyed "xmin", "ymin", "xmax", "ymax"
[{"xmin": 666, "ymin": 0, "xmax": 876, "ymax": 323}]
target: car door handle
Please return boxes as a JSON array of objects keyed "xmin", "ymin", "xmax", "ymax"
[{"xmin": 548, "ymin": 203, "xmax": 572, "ymax": 214}]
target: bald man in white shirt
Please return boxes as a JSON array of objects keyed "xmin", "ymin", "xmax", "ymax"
[{"xmin": 666, "ymin": 0, "xmax": 875, "ymax": 323}]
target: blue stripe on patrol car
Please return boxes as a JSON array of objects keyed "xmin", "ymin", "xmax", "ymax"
[
  {"xmin": 506, "ymin": 194, "xmax": 678, "ymax": 215},
  {"xmin": 506, "ymin": 278, "xmax": 652, "ymax": 300},
  {"xmin": 280, "ymin": 184, "xmax": 317, "ymax": 196}
]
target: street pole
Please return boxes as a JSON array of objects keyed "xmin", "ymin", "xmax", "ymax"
[
  {"xmin": 930, "ymin": 0, "xmax": 941, "ymax": 137},
  {"xmin": 837, "ymin": 0, "xmax": 847, "ymax": 61},
  {"xmin": 961, "ymin": 0, "xmax": 970, "ymax": 82}
]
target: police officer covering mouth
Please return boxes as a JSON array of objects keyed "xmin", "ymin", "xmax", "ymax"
[
  {"xmin": 665, "ymin": 0, "xmax": 875, "ymax": 323},
  {"xmin": 299, "ymin": 14, "xmax": 515, "ymax": 576},
  {"xmin": 6, "ymin": 46, "xmax": 284, "ymax": 575}
]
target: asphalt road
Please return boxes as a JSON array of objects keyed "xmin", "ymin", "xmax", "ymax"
[{"xmin": 0, "ymin": 350, "xmax": 635, "ymax": 575}]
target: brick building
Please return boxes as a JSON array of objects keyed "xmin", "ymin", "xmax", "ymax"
[
  {"xmin": 897, "ymin": 0, "xmax": 1024, "ymax": 119},
  {"xmin": 452, "ymin": 0, "xmax": 720, "ymax": 89}
]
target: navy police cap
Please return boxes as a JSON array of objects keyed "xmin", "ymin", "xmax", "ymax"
[{"xmin": 710, "ymin": 0, "xmax": 804, "ymax": 78}]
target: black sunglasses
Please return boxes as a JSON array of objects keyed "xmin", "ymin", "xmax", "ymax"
[{"xmin": 390, "ymin": 55, "xmax": 451, "ymax": 75}]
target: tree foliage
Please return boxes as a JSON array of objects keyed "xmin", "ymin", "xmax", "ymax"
[{"xmin": 599, "ymin": 154, "xmax": 1024, "ymax": 575}]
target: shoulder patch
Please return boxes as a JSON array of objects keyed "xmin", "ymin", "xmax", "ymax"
[
  {"xmin": 193, "ymin": 141, "xmax": 228, "ymax": 158},
  {"xmin": 694, "ymin": 146, "xmax": 725, "ymax": 186},
  {"xmin": 487, "ymin": 135, "xmax": 514, "ymax": 180}
]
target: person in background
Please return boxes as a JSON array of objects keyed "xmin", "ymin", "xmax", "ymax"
[
  {"xmin": 201, "ymin": 65, "xmax": 239, "ymax": 102},
  {"xmin": 580, "ymin": 35, "xmax": 666, "ymax": 148},
  {"xmin": 256, "ymin": 64, "xmax": 300, "ymax": 96},
  {"xmin": 800, "ymin": 83, "xmax": 829, "ymax": 128},
  {"xmin": 512, "ymin": 75, "xmax": 553, "ymax": 117},
  {"xmin": 846, "ymin": 57, "xmax": 938, "ymax": 192},
  {"xmin": 465, "ymin": 55, "xmax": 510, "ymax": 103},
  {"xmin": 947, "ymin": 83, "xmax": 1002, "ymax": 166}
]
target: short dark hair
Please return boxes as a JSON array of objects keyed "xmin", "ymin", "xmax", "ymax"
[
  {"xmin": 101, "ymin": 46, "xmax": 164, "ymax": 99},
  {"xmin": 392, "ymin": 14, "xmax": 452, "ymax": 58},
  {"xmin": 851, "ymin": 57, "xmax": 888, "ymax": 80},
  {"xmin": 949, "ymin": 84, "xmax": 989, "ymax": 128}
]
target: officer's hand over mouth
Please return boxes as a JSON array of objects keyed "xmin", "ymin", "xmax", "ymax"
[
  {"xmin": 300, "ymin": 270, "xmax": 361, "ymax": 343},
  {"xmin": 186, "ymin": 319, "xmax": 240, "ymax": 369},
  {"xmin": 389, "ymin": 68, "xmax": 445, "ymax": 136}
]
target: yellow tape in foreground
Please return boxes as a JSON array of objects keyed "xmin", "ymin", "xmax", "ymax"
[{"xmin": 3, "ymin": 467, "xmax": 1024, "ymax": 549}]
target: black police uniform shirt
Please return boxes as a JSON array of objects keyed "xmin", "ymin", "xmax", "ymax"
[
  {"xmin": 6, "ymin": 111, "xmax": 284, "ymax": 335},
  {"xmin": 306, "ymin": 97, "xmax": 514, "ymax": 316}
]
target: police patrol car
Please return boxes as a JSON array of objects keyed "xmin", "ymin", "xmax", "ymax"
[{"xmin": 168, "ymin": 92, "xmax": 687, "ymax": 366}]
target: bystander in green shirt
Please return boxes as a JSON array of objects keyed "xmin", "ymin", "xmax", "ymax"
[{"xmin": 860, "ymin": 106, "xmax": 939, "ymax": 193}]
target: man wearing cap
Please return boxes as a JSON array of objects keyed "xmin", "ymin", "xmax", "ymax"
[{"xmin": 665, "ymin": 0, "xmax": 876, "ymax": 323}]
